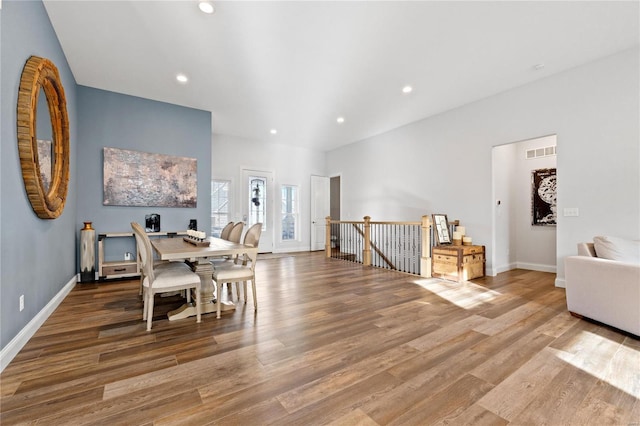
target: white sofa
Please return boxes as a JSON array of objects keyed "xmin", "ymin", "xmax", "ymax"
[{"xmin": 564, "ymin": 236, "xmax": 640, "ymax": 337}]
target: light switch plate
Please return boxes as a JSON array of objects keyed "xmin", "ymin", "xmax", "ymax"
[{"xmin": 564, "ymin": 207, "xmax": 579, "ymax": 217}]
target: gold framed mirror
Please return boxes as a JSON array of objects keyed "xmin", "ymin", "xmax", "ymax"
[{"xmin": 16, "ymin": 56, "xmax": 70, "ymax": 219}]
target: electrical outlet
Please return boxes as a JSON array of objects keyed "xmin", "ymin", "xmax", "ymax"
[{"xmin": 19, "ymin": 295, "xmax": 24, "ymax": 312}]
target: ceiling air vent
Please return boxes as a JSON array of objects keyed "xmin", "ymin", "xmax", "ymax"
[{"xmin": 526, "ymin": 145, "xmax": 556, "ymax": 159}]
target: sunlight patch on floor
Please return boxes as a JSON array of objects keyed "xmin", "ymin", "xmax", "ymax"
[
  {"xmin": 554, "ymin": 330, "xmax": 640, "ymax": 398},
  {"xmin": 412, "ymin": 278, "xmax": 503, "ymax": 309}
]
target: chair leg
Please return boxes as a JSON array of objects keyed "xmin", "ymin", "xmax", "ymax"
[
  {"xmin": 195, "ymin": 285, "xmax": 202, "ymax": 323},
  {"xmin": 142, "ymin": 288, "xmax": 148, "ymax": 320},
  {"xmin": 235, "ymin": 282, "xmax": 240, "ymax": 300},
  {"xmin": 251, "ymin": 279, "xmax": 257, "ymax": 310},
  {"xmin": 186, "ymin": 288, "xmax": 191, "ymax": 304},
  {"xmin": 146, "ymin": 292, "xmax": 154, "ymax": 331},
  {"xmin": 216, "ymin": 280, "xmax": 222, "ymax": 319},
  {"xmin": 243, "ymin": 281, "xmax": 248, "ymax": 304}
]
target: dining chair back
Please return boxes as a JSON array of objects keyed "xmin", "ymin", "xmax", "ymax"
[
  {"xmin": 243, "ymin": 222, "xmax": 263, "ymax": 250},
  {"xmin": 213, "ymin": 223, "xmax": 262, "ymax": 318},
  {"xmin": 211, "ymin": 222, "xmax": 245, "ymax": 271},
  {"xmin": 227, "ymin": 222, "xmax": 244, "ymax": 243},
  {"xmin": 135, "ymin": 235, "xmax": 188, "ymax": 296},
  {"xmin": 131, "ymin": 222, "xmax": 202, "ymax": 330},
  {"xmin": 219, "ymin": 221, "xmax": 234, "ymax": 240}
]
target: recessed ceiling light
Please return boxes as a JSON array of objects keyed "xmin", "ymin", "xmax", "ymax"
[
  {"xmin": 402, "ymin": 85, "xmax": 413, "ymax": 94},
  {"xmin": 336, "ymin": 117, "xmax": 345, "ymax": 124},
  {"xmin": 270, "ymin": 129, "xmax": 277, "ymax": 135},
  {"xmin": 176, "ymin": 73, "xmax": 188, "ymax": 83},
  {"xmin": 198, "ymin": 1, "xmax": 214, "ymax": 14}
]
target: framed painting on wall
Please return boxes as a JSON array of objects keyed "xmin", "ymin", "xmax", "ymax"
[
  {"xmin": 103, "ymin": 147, "xmax": 197, "ymax": 207},
  {"xmin": 532, "ymin": 168, "xmax": 556, "ymax": 226}
]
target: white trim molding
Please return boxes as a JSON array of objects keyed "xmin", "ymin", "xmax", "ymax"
[
  {"xmin": 516, "ymin": 262, "xmax": 557, "ymax": 274},
  {"xmin": 0, "ymin": 275, "xmax": 77, "ymax": 372}
]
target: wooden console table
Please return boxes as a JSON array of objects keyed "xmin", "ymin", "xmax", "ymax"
[
  {"xmin": 432, "ymin": 244, "xmax": 485, "ymax": 282},
  {"xmin": 97, "ymin": 231, "xmax": 187, "ymax": 280}
]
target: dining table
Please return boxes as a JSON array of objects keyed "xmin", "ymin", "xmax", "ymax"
[{"xmin": 150, "ymin": 235, "xmax": 258, "ymax": 320}]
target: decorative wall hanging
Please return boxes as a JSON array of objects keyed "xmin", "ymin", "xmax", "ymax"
[
  {"xmin": 103, "ymin": 147, "xmax": 197, "ymax": 207},
  {"xmin": 432, "ymin": 213, "xmax": 451, "ymax": 245},
  {"xmin": 16, "ymin": 56, "xmax": 70, "ymax": 219},
  {"xmin": 532, "ymin": 168, "xmax": 557, "ymax": 226}
]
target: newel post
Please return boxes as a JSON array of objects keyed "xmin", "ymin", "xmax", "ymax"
[
  {"xmin": 363, "ymin": 216, "xmax": 372, "ymax": 266},
  {"xmin": 325, "ymin": 216, "xmax": 332, "ymax": 258},
  {"xmin": 421, "ymin": 215, "xmax": 432, "ymax": 277}
]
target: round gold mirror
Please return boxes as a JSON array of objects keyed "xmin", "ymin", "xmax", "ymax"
[{"xmin": 16, "ymin": 56, "xmax": 70, "ymax": 219}]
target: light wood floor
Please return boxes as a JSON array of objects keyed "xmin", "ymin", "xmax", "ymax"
[{"xmin": 1, "ymin": 252, "xmax": 638, "ymax": 425}]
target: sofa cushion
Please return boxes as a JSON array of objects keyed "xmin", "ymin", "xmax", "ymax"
[{"xmin": 593, "ymin": 236, "xmax": 640, "ymax": 263}]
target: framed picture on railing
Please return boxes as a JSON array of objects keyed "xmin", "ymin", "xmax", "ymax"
[{"xmin": 432, "ymin": 214, "xmax": 451, "ymax": 245}]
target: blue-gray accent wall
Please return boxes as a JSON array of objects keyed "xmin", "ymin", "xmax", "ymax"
[
  {"xmin": 1, "ymin": 0, "xmax": 212, "ymax": 351},
  {"xmin": 76, "ymin": 86, "xmax": 212, "ymax": 254},
  {"xmin": 1, "ymin": 0, "xmax": 78, "ymax": 350}
]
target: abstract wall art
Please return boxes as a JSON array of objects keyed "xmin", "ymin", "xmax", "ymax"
[{"xmin": 103, "ymin": 147, "xmax": 197, "ymax": 207}]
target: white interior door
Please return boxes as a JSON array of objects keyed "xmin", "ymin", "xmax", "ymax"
[
  {"xmin": 311, "ymin": 175, "xmax": 330, "ymax": 251},
  {"xmin": 241, "ymin": 169, "xmax": 274, "ymax": 253}
]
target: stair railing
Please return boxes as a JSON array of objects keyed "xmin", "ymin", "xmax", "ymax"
[{"xmin": 325, "ymin": 215, "xmax": 433, "ymax": 277}]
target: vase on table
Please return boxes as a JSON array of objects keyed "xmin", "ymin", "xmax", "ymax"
[{"xmin": 80, "ymin": 222, "xmax": 95, "ymax": 282}]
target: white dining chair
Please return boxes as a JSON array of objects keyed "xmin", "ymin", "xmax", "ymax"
[
  {"xmin": 219, "ymin": 221, "xmax": 234, "ymax": 240},
  {"xmin": 135, "ymin": 238, "xmax": 190, "ymax": 297},
  {"xmin": 131, "ymin": 222, "xmax": 202, "ymax": 331},
  {"xmin": 211, "ymin": 222, "xmax": 245, "ymax": 297},
  {"xmin": 213, "ymin": 223, "xmax": 262, "ymax": 318},
  {"xmin": 227, "ymin": 222, "xmax": 244, "ymax": 243}
]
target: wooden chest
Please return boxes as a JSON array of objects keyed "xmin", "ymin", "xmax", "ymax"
[{"xmin": 432, "ymin": 245, "xmax": 485, "ymax": 282}]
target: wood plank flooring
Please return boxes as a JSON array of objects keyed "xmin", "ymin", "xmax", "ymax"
[{"xmin": 1, "ymin": 252, "xmax": 638, "ymax": 425}]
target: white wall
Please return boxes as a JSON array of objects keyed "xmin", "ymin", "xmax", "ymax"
[
  {"xmin": 212, "ymin": 133, "xmax": 326, "ymax": 253},
  {"xmin": 326, "ymin": 47, "xmax": 639, "ymax": 285},
  {"xmin": 493, "ymin": 135, "xmax": 557, "ymax": 274}
]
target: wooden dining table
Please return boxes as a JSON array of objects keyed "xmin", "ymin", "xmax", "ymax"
[{"xmin": 151, "ymin": 236, "xmax": 258, "ymax": 320}]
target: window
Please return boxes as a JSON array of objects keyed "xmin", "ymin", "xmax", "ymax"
[
  {"xmin": 211, "ymin": 179, "xmax": 230, "ymax": 237},
  {"xmin": 281, "ymin": 185, "xmax": 299, "ymax": 241}
]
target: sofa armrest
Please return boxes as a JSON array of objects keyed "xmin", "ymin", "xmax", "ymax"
[{"xmin": 564, "ymin": 256, "xmax": 640, "ymax": 335}]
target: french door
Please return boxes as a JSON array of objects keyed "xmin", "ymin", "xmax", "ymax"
[
  {"xmin": 310, "ymin": 175, "xmax": 330, "ymax": 251},
  {"xmin": 241, "ymin": 169, "xmax": 274, "ymax": 253}
]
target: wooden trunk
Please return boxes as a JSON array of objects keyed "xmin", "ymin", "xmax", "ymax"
[{"xmin": 432, "ymin": 245, "xmax": 485, "ymax": 282}]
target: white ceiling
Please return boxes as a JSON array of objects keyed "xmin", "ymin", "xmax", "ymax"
[{"xmin": 43, "ymin": 1, "xmax": 639, "ymax": 151}]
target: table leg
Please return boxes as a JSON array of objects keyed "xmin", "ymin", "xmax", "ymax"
[{"xmin": 167, "ymin": 259, "xmax": 235, "ymax": 320}]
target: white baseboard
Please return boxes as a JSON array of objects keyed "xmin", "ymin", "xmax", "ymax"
[
  {"xmin": 516, "ymin": 262, "xmax": 557, "ymax": 273},
  {"xmin": 555, "ymin": 277, "xmax": 566, "ymax": 288},
  {"xmin": 491, "ymin": 262, "xmax": 557, "ymax": 275},
  {"xmin": 272, "ymin": 245, "xmax": 311, "ymax": 254},
  {"xmin": 0, "ymin": 275, "xmax": 77, "ymax": 373},
  {"xmin": 494, "ymin": 263, "xmax": 517, "ymax": 275}
]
